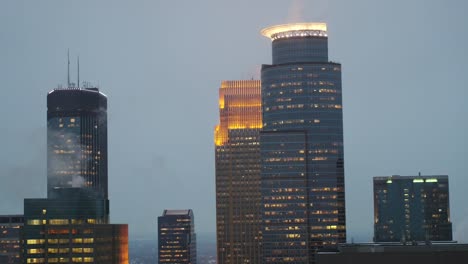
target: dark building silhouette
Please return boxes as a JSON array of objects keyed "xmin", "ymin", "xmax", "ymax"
[
  {"xmin": 158, "ymin": 209, "xmax": 197, "ymax": 264},
  {"xmin": 374, "ymin": 175, "xmax": 452, "ymax": 242},
  {"xmin": 47, "ymin": 87, "xmax": 108, "ymax": 199},
  {"xmin": 0, "ymin": 215, "xmax": 23, "ymax": 264},
  {"xmin": 260, "ymin": 23, "xmax": 346, "ymax": 263},
  {"xmin": 316, "ymin": 243, "xmax": 468, "ymax": 264},
  {"xmin": 214, "ymin": 80, "xmax": 262, "ymax": 264}
]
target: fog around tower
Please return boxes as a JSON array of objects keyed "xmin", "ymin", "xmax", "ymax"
[{"xmin": 1, "ymin": 0, "xmax": 468, "ymax": 244}]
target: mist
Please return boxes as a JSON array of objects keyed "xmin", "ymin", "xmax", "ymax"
[{"xmin": 0, "ymin": 0, "xmax": 467, "ymax": 244}]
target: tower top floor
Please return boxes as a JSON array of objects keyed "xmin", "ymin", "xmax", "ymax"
[{"xmin": 261, "ymin": 22, "xmax": 327, "ymax": 41}]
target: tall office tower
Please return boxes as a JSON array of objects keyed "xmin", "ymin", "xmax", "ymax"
[
  {"xmin": 47, "ymin": 86, "xmax": 108, "ymax": 199},
  {"xmin": 214, "ymin": 80, "xmax": 262, "ymax": 264},
  {"xmin": 22, "ymin": 80, "xmax": 128, "ymax": 263},
  {"xmin": 260, "ymin": 23, "xmax": 346, "ymax": 263},
  {"xmin": 374, "ymin": 175, "xmax": 452, "ymax": 242},
  {"xmin": 0, "ymin": 215, "xmax": 24, "ymax": 264},
  {"xmin": 158, "ymin": 210, "xmax": 197, "ymax": 264}
]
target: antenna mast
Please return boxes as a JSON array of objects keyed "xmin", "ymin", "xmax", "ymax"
[
  {"xmin": 67, "ymin": 49, "xmax": 70, "ymax": 88},
  {"xmin": 77, "ymin": 56, "xmax": 80, "ymax": 88}
]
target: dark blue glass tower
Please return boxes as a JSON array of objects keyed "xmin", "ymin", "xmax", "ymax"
[
  {"xmin": 47, "ymin": 87, "xmax": 108, "ymax": 199},
  {"xmin": 22, "ymin": 82, "xmax": 128, "ymax": 264},
  {"xmin": 374, "ymin": 175, "xmax": 452, "ymax": 242},
  {"xmin": 260, "ymin": 23, "xmax": 346, "ymax": 263},
  {"xmin": 158, "ymin": 210, "xmax": 197, "ymax": 264}
]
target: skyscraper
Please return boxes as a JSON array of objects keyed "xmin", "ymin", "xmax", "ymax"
[
  {"xmin": 22, "ymin": 78, "xmax": 128, "ymax": 263},
  {"xmin": 47, "ymin": 87, "xmax": 108, "ymax": 199},
  {"xmin": 215, "ymin": 80, "xmax": 262, "ymax": 264},
  {"xmin": 374, "ymin": 175, "xmax": 452, "ymax": 242},
  {"xmin": 158, "ymin": 209, "xmax": 197, "ymax": 264},
  {"xmin": 260, "ymin": 23, "xmax": 346, "ymax": 263}
]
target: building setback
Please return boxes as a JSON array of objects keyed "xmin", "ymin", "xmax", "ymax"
[
  {"xmin": 214, "ymin": 80, "xmax": 262, "ymax": 264},
  {"xmin": 0, "ymin": 215, "xmax": 23, "ymax": 264},
  {"xmin": 260, "ymin": 23, "xmax": 346, "ymax": 263},
  {"xmin": 374, "ymin": 175, "xmax": 452, "ymax": 242},
  {"xmin": 158, "ymin": 209, "xmax": 197, "ymax": 264},
  {"xmin": 316, "ymin": 243, "xmax": 468, "ymax": 264}
]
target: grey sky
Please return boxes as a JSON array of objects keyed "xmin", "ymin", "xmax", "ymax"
[{"xmin": 1, "ymin": 0, "xmax": 467, "ymax": 242}]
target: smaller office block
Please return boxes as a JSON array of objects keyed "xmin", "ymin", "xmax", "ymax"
[
  {"xmin": 158, "ymin": 209, "xmax": 196, "ymax": 264},
  {"xmin": 374, "ymin": 175, "xmax": 452, "ymax": 242},
  {"xmin": 0, "ymin": 215, "xmax": 24, "ymax": 264}
]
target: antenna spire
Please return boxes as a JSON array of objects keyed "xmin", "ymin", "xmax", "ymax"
[
  {"xmin": 77, "ymin": 56, "xmax": 80, "ymax": 88},
  {"xmin": 67, "ymin": 49, "xmax": 70, "ymax": 87}
]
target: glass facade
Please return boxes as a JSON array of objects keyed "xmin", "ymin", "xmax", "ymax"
[
  {"xmin": 374, "ymin": 175, "xmax": 452, "ymax": 242},
  {"xmin": 22, "ymin": 197, "xmax": 128, "ymax": 264},
  {"xmin": 0, "ymin": 215, "xmax": 23, "ymax": 264},
  {"xmin": 21, "ymin": 86, "xmax": 129, "ymax": 263},
  {"xmin": 260, "ymin": 23, "xmax": 346, "ymax": 264},
  {"xmin": 47, "ymin": 88, "xmax": 108, "ymax": 199},
  {"xmin": 215, "ymin": 81, "xmax": 262, "ymax": 264},
  {"xmin": 158, "ymin": 210, "xmax": 196, "ymax": 264}
]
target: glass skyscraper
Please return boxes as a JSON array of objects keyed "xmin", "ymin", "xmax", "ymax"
[
  {"xmin": 22, "ymin": 84, "xmax": 128, "ymax": 264},
  {"xmin": 260, "ymin": 23, "xmax": 346, "ymax": 263},
  {"xmin": 215, "ymin": 80, "xmax": 262, "ymax": 264},
  {"xmin": 158, "ymin": 209, "xmax": 197, "ymax": 264},
  {"xmin": 47, "ymin": 87, "xmax": 108, "ymax": 199},
  {"xmin": 374, "ymin": 175, "xmax": 452, "ymax": 242}
]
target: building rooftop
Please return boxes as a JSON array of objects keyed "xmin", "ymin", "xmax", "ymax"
[
  {"xmin": 374, "ymin": 175, "xmax": 448, "ymax": 183},
  {"xmin": 163, "ymin": 209, "xmax": 193, "ymax": 216},
  {"xmin": 261, "ymin": 22, "xmax": 327, "ymax": 40},
  {"xmin": 0, "ymin": 215, "xmax": 24, "ymax": 224},
  {"xmin": 318, "ymin": 242, "xmax": 468, "ymax": 254}
]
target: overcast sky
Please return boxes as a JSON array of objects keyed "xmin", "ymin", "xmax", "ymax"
[{"xmin": 1, "ymin": 0, "xmax": 467, "ymax": 242}]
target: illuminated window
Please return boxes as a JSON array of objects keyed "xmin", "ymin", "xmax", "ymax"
[
  {"xmin": 83, "ymin": 248, "xmax": 93, "ymax": 253},
  {"xmin": 27, "ymin": 219, "xmax": 42, "ymax": 225},
  {"xmin": 48, "ymin": 248, "xmax": 58, "ymax": 254},
  {"xmin": 72, "ymin": 248, "xmax": 83, "ymax": 253},
  {"xmin": 27, "ymin": 239, "xmax": 45, "ymax": 245},
  {"xmin": 28, "ymin": 248, "xmax": 45, "ymax": 254},
  {"xmin": 49, "ymin": 219, "xmax": 69, "ymax": 225},
  {"xmin": 26, "ymin": 258, "xmax": 45, "ymax": 263},
  {"xmin": 83, "ymin": 238, "xmax": 94, "ymax": 243}
]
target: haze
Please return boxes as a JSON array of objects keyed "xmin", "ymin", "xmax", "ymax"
[{"xmin": 1, "ymin": 0, "xmax": 467, "ymax": 242}]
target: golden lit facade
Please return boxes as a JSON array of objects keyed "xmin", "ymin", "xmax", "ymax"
[
  {"xmin": 215, "ymin": 80, "xmax": 262, "ymax": 264},
  {"xmin": 260, "ymin": 23, "xmax": 346, "ymax": 264}
]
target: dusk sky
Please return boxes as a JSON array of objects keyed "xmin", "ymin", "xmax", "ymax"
[{"xmin": 1, "ymin": 0, "xmax": 467, "ymax": 242}]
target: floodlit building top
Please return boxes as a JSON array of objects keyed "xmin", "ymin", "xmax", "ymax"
[{"xmin": 261, "ymin": 22, "xmax": 328, "ymax": 40}]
